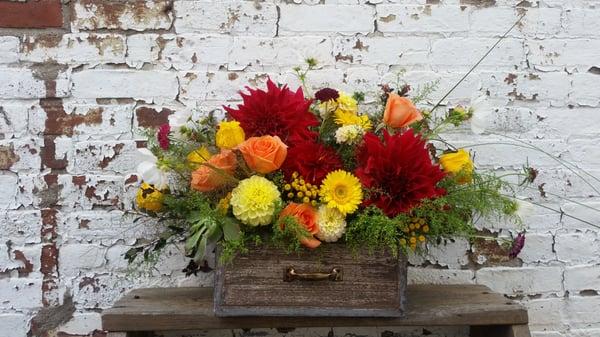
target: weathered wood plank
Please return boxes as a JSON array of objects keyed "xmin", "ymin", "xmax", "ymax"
[
  {"xmin": 102, "ymin": 285, "xmax": 529, "ymax": 331},
  {"xmin": 470, "ymin": 324, "xmax": 532, "ymax": 337},
  {"xmin": 214, "ymin": 244, "xmax": 407, "ymax": 317}
]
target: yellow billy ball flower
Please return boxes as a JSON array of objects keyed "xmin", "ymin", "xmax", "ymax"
[
  {"xmin": 215, "ymin": 121, "xmax": 245, "ymax": 150},
  {"xmin": 316, "ymin": 205, "xmax": 346, "ymax": 242},
  {"xmin": 335, "ymin": 92, "xmax": 358, "ymax": 115},
  {"xmin": 186, "ymin": 146, "xmax": 211, "ymax": 169},
  {"xmin": 334, "ymin": 111, "xmax": 372, "ymax": 131},
  {"xmin": 319, "ymin": 170, "xmax": 363, "ymax": 215},
  {"xmin": 230, "ymin": 175, "xmax": 282, "ymax": 226},
  {"xmin": 439, "ymin": 149, "xmax": 474, "ymax": 184},
  {"xmin": 136, "ymin": 182, "xmax": 165, "ymax": 212}
]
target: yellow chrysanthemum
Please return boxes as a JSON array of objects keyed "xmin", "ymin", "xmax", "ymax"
[
  {"xmin": 136, "ymin": 182, "xmax": 165, "ymax": 212},
  {"xmin": 334, "ymin": 110, "xmax": 372, "ymax": 131},
  {"xmin": 186, "ymin": 146, "xmax": 211, "ymax": 169},
  {"xmin": 316, "ymin": 205, "xmax": 346, "ymax": 242},
  {"xmin": 439, "ymin": 149, "xmax": 474, "ymax": 184},
  {"xmin": 319, "ymin": 170, "xmax": 362, "ymax": 215},
  {"xmin": 230, "ymin": 176, "xmax": 282, "ymax": 226},
  {"xmin": 216, "ymin": 121, "xmax": 245, "ymax": 150},
  {"xmin": 335, "ymin": 92, "xmax": 358, "ymax": 114}
]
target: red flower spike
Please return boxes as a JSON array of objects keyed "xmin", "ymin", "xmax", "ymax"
[
  {"xmin": 282, "ymin": 141, "xmax": 343, "ymax": 185},
  {"xmin": 355, "ymin": 129, "xmax": 446, "ymax": 217},
  {"xmin": 224, "ymin": 79, "xmax": 319, "ymax": 143},
  {"xmin": 157, "ymin": 124, "xmax": 170, "ymax": 150}
]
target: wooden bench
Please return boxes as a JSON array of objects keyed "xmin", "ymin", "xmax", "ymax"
[{"xmin": 101, "ymin": 285, "xmax": 531, "ymax": 337}]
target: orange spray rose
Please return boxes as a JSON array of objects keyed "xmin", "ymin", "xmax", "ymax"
[
  {"xmin": 237, "ymin": 135, "xmax": 288, "ymax": 174},
  {"xmin": 383, "ymin": 93, "xmax": 423, "ymax": 128},
  {"xmin": 278, "ymin": 203, "xmax": 321, "ymax": 249},
  {"xmin": 190, "ymin": 150, "xmax": 237, "ymax": 192}
]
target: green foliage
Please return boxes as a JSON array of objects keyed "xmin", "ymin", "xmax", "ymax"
[
  {"xmin": 345, "ymin": 207, "xmax": 403, "ymax": 256},
  {"xmin": 219, "ymin": 232, "xmax": 263, "ymax": 264},
  {"xmin": 271, "ymin": 216, "xmax": 310, "ymax": 254}
]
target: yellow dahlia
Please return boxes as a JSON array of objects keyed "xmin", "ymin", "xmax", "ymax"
[
  {"xmin": 186, "ymin": 146, "xmax": 211, "ymax": 169},
  {"xmin": 230, "ymin": 176, "xmax": 282, "ymax": 226},
  {"xmin": 316, "ymin": 205, "xmax": 346, "ymax": 242},
  {"xmin": 335, "ymin": 92, "xmax": 358, "ymax": 114},
  {"xmin": 216, "ymin": 120, "xmax": 245, "ymax": 150},
  {"xmin": 136, "ymin": 182, "xmax": 165, "ymax": 212},
  {"xmin": 319, "ymin": 170, "xmax": 362, "ymax": 215}
]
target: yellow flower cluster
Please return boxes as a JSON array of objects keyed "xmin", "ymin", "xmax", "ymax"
[
  {"xmin": 216, "ymin": 121, "xmax": 245, "ymax": 150},
  {"xmin": 400, "ymin": 217, "xmax": 430, "ymax": 251},
  {"xmin": 230, "ymin": 176, "xmax": 282, "ymax": 226},
  {"xmin": 136, "ymin": 182, "xmax": 165, "ymax": 212},
  {"xmin": 439, "ymin": 149, "xmax": 474, "ymax": 184},
  {"xmin": 332, "ymin": 92, "xmax": 372, "ymax": 131},
  {"xmin": 319, "ymin": 170, "xmax": 363, "ymax": 215},
  {"xmin": 186, "ymin": 146, "xmax": 211, "ymax": 169},
  {"xmin": 283, "ymin": 172, "xmax": 319, "ymax": 206}
]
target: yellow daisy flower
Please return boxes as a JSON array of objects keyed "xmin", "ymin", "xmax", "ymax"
[{"xmin": 319, "ymin": 170, "xmax": 363, "ymax": 215}]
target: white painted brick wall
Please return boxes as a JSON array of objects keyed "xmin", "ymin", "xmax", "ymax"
[{"xmin": 1, "ymin": 1, "xmax": 600, "ymax": 337}]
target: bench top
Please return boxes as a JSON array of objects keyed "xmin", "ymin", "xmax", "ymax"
[{"xmin": 102, "ymin": 284, "xmax": 528, "ymax": 332}]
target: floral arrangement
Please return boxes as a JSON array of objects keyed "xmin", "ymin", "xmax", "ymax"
[{"xmin": 131, "ymin": 67, "xmax": 529, "ymax": 265}]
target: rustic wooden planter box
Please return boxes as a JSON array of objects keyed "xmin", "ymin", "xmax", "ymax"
[{"xmin": 214, "ymin": 244, "xmax": 407, "ymax": 317}]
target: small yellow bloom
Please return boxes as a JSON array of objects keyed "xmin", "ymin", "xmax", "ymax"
[
  {"xmin": 439, "ymin": 149, "xmax": 474, "ymax": 184},
  {"xmin": 136, "ymin": 182, "xmax": 164, "ymax": 212},
  {"xmin": 335, "ymin": 92, "xmax": 358, "ymax": 115},
  {"xmin": 319, "ymin": 170, "xmax": 363, "ymax": 215},
  {"xmin": 334, "ymin": 110, "xmax": 372, "ymax": 131},
  {"xmin": 230, "ymin": 176, "xmax": 281, "ymax": 226},
  {"xmin": 215, "ymin": 121, "xmax": 245, "ymax": 150},
  {"xmin": 217, "ymin": 193, "xmax": 232, "ymax": 216},
  {"xmin": 186, "ymin": 146, "xmax": 212, "ymax": 169}
]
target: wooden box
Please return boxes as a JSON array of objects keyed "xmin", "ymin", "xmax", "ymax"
[{"xmin": 214, "ymin": 244, "xmax": 407, "ymax": 317}]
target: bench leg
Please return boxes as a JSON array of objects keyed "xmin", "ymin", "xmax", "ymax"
[{"xmin": 470, "ymin": 324, "xmax": 531, "ymax": 337}]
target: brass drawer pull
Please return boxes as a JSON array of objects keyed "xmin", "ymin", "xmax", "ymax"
[{"xmin": 283, "ymin": 266, "xmax": 343, "ymax": 282}]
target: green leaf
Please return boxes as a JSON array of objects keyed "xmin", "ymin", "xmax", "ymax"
[
  {"xmin": 185, "ymin": 228, "xmax": 203, "ymax": 253},
  {"xmin": 222, "ymin": 218, "xmax": 241, "ymax": 242},
  {"xmin": 193, "ymin": 236, "xmax": 208, "ymax": 262},
  {"xmin": 206, "ymin": 220, "xmax": 222, "ymax": 243}
]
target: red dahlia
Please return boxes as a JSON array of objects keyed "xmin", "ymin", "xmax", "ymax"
[
  {"xmin": 224, "ymin": 79, "xmax": 319, "ymax": 143},
  {"xmin": 282, "ymin": 141, "xmax": 343, "ymax": 185},
  {"xmin": 355, "ymin": 129, "xmax": 446, "ymax": 217}
]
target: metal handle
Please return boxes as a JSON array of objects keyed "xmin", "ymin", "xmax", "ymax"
[{"xmin": 283, "ymin": 266, "xmax": 342, "ymax": 282}]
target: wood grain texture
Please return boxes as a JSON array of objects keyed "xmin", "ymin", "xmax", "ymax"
[
  {"xmin": 102, "ymin": 285, "xmax": 529, "ymax": 332},
  {"xmin": 214, "ymin": 244, "xmax": 407, "ymax": 317}
]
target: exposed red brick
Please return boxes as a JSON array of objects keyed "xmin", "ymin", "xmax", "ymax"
[
  {"xmin": 31, "ymin": 63, "xmax": 67, "ymax": 98},
  {"xmin": 135, "ymin": 106, "xmax": 173, "ymax": 128},
  {"xmin": 99, "ymin": 143, "xmax": 124, "ymax": 169},
  {"xmin": 40, "ymin": 244, "xmax": 59, "ymax": 306},
  {"xmin": 78, "ymin": 276, "xmax": 99, "ymax": 292},
  {"xmin": 41, "ymin": 137, "xmax": 68, "ymax": 170},
  {"xmin": 125, "ymin": 174, "xmax": 139, "ymax": 185},
  {"xmin": 79, "ymin": 219, "xmax": 90, "ymax": 229},
  {"xmin": 41, "ymin": 208, "xmax": 58, "ymax": 240},
  {"xmin": 71, "ymin": 0, "xmax": 172, "ymax": 29},
  {"xmin": 41, "ymin": 99, "xmax": 103, "ymax": 136},
  {"xmin": 71, "ymin": 175, "xmax": 87, "ymax": 187},
  {"xmin": 0, "ymin": 0, "xmax": 63, "ymax": 28},
  {"xmin": 13, "ymin": 250, "xmax": 34, "ymax": 277}
]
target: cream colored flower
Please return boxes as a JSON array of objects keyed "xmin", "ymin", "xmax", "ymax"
[
  {"xmin": 316, "ymin": 205, "xmax": 346, "ymax": 242},
  {"xmin": 335, "ymin": 124, "xmax": 366, "ymax": 145}
]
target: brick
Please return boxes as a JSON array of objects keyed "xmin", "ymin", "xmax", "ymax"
[
  {"xmin": 21, "ymin": 33, "xmax": 126, "ymax": 65},
  {"xmin": 481, "ymin": 71, "xmax": 571, "ymax": 107},
  {"xmin": 71, "ymin": 69, "xmax": 179, "ymax": 100},
  {"xmin": 430, "ymin": 38, "xmax": 525, "ymax": 70},
  {"xmin": 59, "ymin": 244, "xmax": 107, "ymax": 277},
  {"xmin": 71, "ymin": 0, "xmax": 173, "ymax": 31},
  {"xmin": 69, "ymin": 141, "xmax": 138, "ymax": 174},
  {"xmin": 526, "ymin": 39, "xmax": 600, "ymax": 72},
  {"xmin": 173, "ymin": 1, "xmax": 278, "ymax": 36},
  {"xmin": 564, "ymin": 265, "xmax": 600, "ymax": 293},
  {"xmin": 0, "ymin": 0, "xmax": 63, "ymax": 28},
  {"xmin": 0, "ymin": 36, "xmax": 19, "ymax": 64},
  {"xmin": 470, "ymin": 7, "xmax": 562, "ymax": 38},
  {"xmin": 408, "ymin": 267, "xmax": 475, "ymax": 285},
  {"xmin": 376, "ymin": 5, "xmax": 470, "ymax": 34},
  {"xmin": 519, "ymin": 233, "xmax": 556, "ymax": 264},
  {"xmin": 0, "ymin": 137, "xmax": 42, "ymax": 173},
  {"xmin": 555, "ymin": 232, "xmax": 600, "ymax": 264},
  {"xmin": 0, "ymin": 173, "xmax": 18, "ymax": 209},
  {"xmin": 525, "ymin": 298, "xmax": 567, "ymax": 332},
  {"xmin": 0, "ymin": 103, "xmax": 30, "ymax": 137},
  {"xmin": 0, "ymin": 67, "xmax": 70, "ymax": 99},
  {"xmin": 160, "ymin": 34, "xmax": 232, "ymax": 70},
  {"xmin": 57, "ymin": 312, "xmax": 102, "ymax": 335},
  {"xmin": 0, "ymin": 314, "xmax": 30, "ymax": 337},
  {"xmin": 279, "ymin": 5, "xmax": 375, "ymax": 35},
  {"xmin": 1, "ymin": 211, "xmax": 42, "ymax": 246},
  {"xmin": 476, "ymin": 267, "xmax": 563, "ymax": 295},
  {"xmin": 0, "ymin": 278, "xmax": 43, "ymax": 309},
  {"xmin": 229, "ymin": 36, "xmax": 334, "ymax": 71},
  {"xmin": 564, "ymin": 9, "xmax": 600, "ymax": 38},
  {"xmin": 126, "ymin": 34, "xmax": 161, "ymax": 68},
  {"xmin": 332, "ymin": 36, "xmax": 429, "ymax": 66},
  {"xmin": 571, "ymin": 73, "xmax": 600, "ymax": 107},
  {"xmin": 561, "ymin": 297, "xmax": 600, "ymax": 328}
]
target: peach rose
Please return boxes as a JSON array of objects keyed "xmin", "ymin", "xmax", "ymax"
[
  {"xmin": 190, "ymin": 150, "xmax": 237, "ymax": 192},
  {"xmin": 383, "ymin": 93, "xmax": 423, "ymax": 128},
  {"xmin": 237, "ymin": 135, "xmax": 287, "ymax": 174},
  {"xmin": 279, "ymin": 203, "xmax": 321, "ymax": 249}
]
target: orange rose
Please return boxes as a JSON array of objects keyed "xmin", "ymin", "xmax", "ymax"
[
  {"xmin": 279, "ymin": 203, "xmax": 321, "ymax": 249},
  {"xmin": 383, "ymin": 93, "xmax": 423, "ymax": 128},
  {"xmin": 237, "ymin": 135, "xmax": 287, "ymax": 174},
  {"xmin": 190, "ymin": 150, "xmax": 237, "ymax": 192}
]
